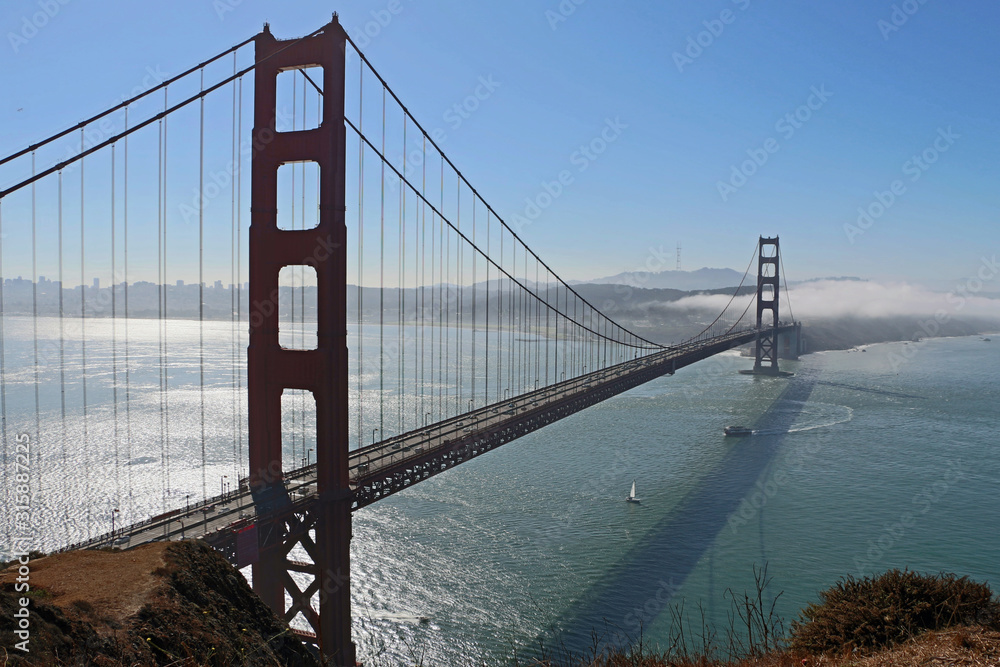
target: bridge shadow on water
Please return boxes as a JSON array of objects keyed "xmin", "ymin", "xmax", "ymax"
[{"xmin": 546, "ymin": 369, "xmax": 820, "ymax": 655}]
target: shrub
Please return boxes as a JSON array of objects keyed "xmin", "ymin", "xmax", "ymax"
[{"xmin": 790, "ymin": 569, "xmax": 999, "ymax": 653}]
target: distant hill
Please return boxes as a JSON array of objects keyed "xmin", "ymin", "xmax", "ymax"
[{"xmin": 583, "ymin": 267, "xmax": 745, "ymax": 291}]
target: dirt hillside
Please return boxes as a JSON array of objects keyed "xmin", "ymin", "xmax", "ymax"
[{"xmin": 0, "ymin": 540, "xmax": 317, "ymax": 666}]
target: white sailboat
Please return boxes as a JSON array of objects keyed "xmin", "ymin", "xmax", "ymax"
[{"xmin": 626, "ymin": 480, "xmax": 641, "ymax": 504}]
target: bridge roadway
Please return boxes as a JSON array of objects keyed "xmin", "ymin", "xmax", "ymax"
[{"xmin": 71, "ymin": 325, "xmax": 796, "ymax": 562}]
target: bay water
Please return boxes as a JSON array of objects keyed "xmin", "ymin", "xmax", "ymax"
[{"xmin": 1, "ymin": 316, "xmax": 997, "ymax": 664}]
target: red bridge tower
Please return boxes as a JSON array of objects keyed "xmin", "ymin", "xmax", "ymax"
[{"xmin": 248, "ymin": 16, "xmax": 356, "ymax": 665}]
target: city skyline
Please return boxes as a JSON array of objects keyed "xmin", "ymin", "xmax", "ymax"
[{"xmin": 1, "ymin": 1, "xmax": 998, "ymax": 289}]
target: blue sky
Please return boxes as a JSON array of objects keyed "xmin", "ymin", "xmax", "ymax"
[{"xmin": 1, "ymin": 0, "xmax": 998, "ymax": 288}]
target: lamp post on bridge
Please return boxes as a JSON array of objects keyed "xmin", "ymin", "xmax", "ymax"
[{"xmin": 372, "ymin": 428, "xmax": 378, "ymax": 446}]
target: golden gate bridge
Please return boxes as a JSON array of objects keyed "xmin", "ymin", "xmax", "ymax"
[{"xmin": 0, "ymin": 15, "xmax": 801, "ymax": 664}]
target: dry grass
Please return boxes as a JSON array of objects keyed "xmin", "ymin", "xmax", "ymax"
[
  {"xmin": 790, "ymin": 570, "xmax": 1000, "ymax": 654},
  {"xmin": 832, "ymin": 625, "xmax": 1000, "ymax": 666},
  {"xmin": 516, "ymin": 625, "xmax": 1000, "ymax": 667},
  {"xmin": 0, "ymin": 543, "xmax": 167, "ymax": 625}
]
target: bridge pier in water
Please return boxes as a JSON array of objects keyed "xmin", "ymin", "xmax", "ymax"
[
  {"xmin": 778, "ymin": 321, "xmax": 805, "ymax": 360},
  {"xmin": 248, "ymin": 17, "xmax": 356, "ymax": 665}
]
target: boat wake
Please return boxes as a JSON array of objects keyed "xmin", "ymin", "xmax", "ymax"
[
  {"xmin": 370, "ymin": 611, "xmax": 432, "ymax": 625},
  {"xmin": 753, "ymin": 401, "xmax": 853, "ymax": 435}
]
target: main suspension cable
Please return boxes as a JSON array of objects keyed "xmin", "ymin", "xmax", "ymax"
[
  {"xmin": 0, "ymin": 36, "xmax": 254, "ymax": 169},
  {"xmin": 344, "ymin": 117, "xmax": 659, "ymax": 350}
]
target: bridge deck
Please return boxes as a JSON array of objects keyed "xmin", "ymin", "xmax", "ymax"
[{"xmin": 64, "ymin": 326, "xmax": 800, "ymax": 561}]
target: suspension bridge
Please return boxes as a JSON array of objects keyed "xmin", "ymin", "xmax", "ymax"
[{"xmin": 0, "ymin": 16, "xmax": 802, "ymax": 665}]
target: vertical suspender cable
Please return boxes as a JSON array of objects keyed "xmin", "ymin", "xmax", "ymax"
[
  {"xmin": 428, "ymin": 166, "xmax": 435, "ymax": 422},
  {"xmin": 157, "ymin": 96, "xmax": 166, "ymax": 511},
  {"xmin": 437, "ymin": 158, "xmax": 443, "ymax": 421},
  {"xmin": 236, "ymin": 75, "xmax": 244, "ymax": 480},
  {"xmin": 379, "ymin": 87, "xmax": 385, "ymax": 443},
  {"xmin": 30, "ymin": 154, "xmax": 41, "ymax": 511},
  {"xmin": 498, "ymin": 227, "xmax": 503, "ymax": 401},
  {"xmin": 164, "ymin": 87, "xmax": 172, "ymax": 504},
  {"xmin": 58, "ymin": 173, "xmax": 68, "ymax": 538},
  {"xmin": 457, "ymin": 181, "xmax": 462, "ymax": 413},
  {"xmin": 124, "ymin": 108, "xmax": 133, "ymax": 520},
  {"xmin": 441, "ymin": 167, "xmax": 458, "ymax": 414},
  {"xmin": 230, "ymin": 56, "xmax": 238, "ymax": 483},
  {"xmin": 516, "ymin": 245, "xmax": 522, "ymax": 393},
  {"xmin": 418, "ymin": 136, "xmax": 425, "ymax": 428},
  {"xmin": 357, "ymin": 60, "xmax": 364, "ymax": 451},
  {"xmin": 431, "ymin": 165, "xmax": 437, "ymax": 420},
  {"xmin": 471, "ymin": 198, "xmax": 476, "ymax": 408},
  {"xmin": 507, "ymin": 237, "xmax": 513, "ymax": 396},
  {"xmin": 545, "ymin": 269, "xmax": 550, "ymax": 386},
  {"xmin": 483, "ymin": 209, "xmax": 492, "ymax": 406},
  {"xmin": 299, "ymin": 79, "xmax": 308, "ymax": 463},
  {"xmin": 111, "ymin": 144, "xmax": 120, "ymax": 511},
  {"xmin": 572, "ymin": 292, "xmax": 577, "ymax": 376},
  {"xmin": 398, "ymin": 117, "xmax": 405, "ymax": 435},
  {"xmin": 526, "ymin": 250, "xmax": 531, "ymax": 388},
  {"xmin": 553, "ymin": 271, "xmax": 558, "ymax": 384},
  {"xmin": 290, "ymin": 73, "xmax": 298, "ymax": 465},
  {"xmin": 80, "ymin": 129, "xmax": 90, "ymax": 536},
  {"xmin": 199, "ymin": 69, "xmax": 207, "ymax": 502},
  {"xmin": 533, "ymin": 260, "xmax": 548, "ymax": 389},
  {"xmin": 157, "ymin": 111, "xmax": 164, "ymax": 508}
]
